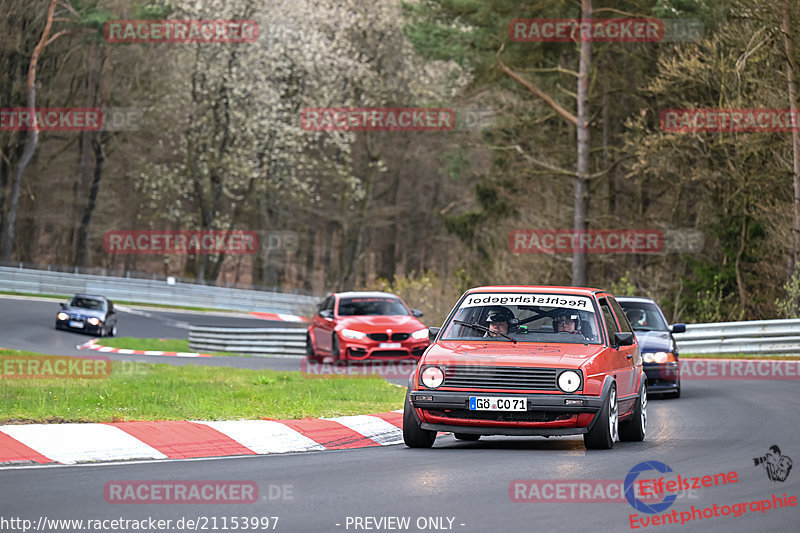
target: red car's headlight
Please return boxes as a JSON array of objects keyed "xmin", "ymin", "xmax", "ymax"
[
  {"xmin": 341, "ymin": 328, "xmax": 367, "ymax": 339},
  {"xmin": 411, "ymin": 328, "xmax": 428, "ymax": 340},
  {"xmin": 557, "ymin": 370, "xmax": 581, "ymax": 393},
  {"xmin": 420, "ymin": 366, "xmax": 444, "ymax": 389}
]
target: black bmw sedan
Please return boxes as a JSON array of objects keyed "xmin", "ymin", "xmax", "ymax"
[
  {"xmin": 617, "ymin": 296, "xmax": 685, "ymax": 398},
  {"xmin": 55, "ymin": 294, "xmax": 118, "ymax": 337}
]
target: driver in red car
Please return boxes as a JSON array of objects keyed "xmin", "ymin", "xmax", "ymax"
[
  {"xmin": 485, "ymin": 306, "xmax": 517, "ymax": 337},
  {"xmin": 554, "ymin": 309, "xmax": 582, "ymax": 335}
]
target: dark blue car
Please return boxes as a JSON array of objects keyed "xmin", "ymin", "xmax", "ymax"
[
  {"xmin": 55, "ymin": 294, "xmax": 118, "ymax": 337},
  {"xmin": 617, "ymin": 297, "xmax": 685, "ymax": 398}
]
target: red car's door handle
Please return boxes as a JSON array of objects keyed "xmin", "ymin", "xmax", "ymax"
[{"xmin": 626, "ymin": 354, "xmax": 633, "ymax": 359}]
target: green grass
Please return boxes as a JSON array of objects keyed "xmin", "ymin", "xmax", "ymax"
[
  {"xmin": 680, "ymin": 353, "xmax": 800, "ymax": 360},
  {"xmin": 0, "ymin": 349, "xmax": 404, "ymax": 423},
  {"xmin": 98, "ymin": 337, "xmax": 246, "ymax": 357}
]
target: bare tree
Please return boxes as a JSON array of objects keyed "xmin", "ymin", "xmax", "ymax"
[
  {"xmin": 2, "ymin": 0, "xmax": 58, "ymax": 260},
  {"xmin": 2, "ymin": 0, "xmax": 80, "ymax": 261},
  {"xmin": 497, "ymin": 0, "xmax": 593, "ymax": 285}
]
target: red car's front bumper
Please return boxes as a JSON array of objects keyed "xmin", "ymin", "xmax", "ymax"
[
  {"xmin": 340, "ymin": 336, "xmax": 429, "ymax": 361},
  {"xmin": 409, "ymin": 390, "xmax": 603, "ymax": 434}
]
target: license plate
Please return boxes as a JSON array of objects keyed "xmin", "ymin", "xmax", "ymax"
[
  {"xmin": 69, "ymin": 321, "xmax": 84, "ymax": 329},
  {"xmin": 379, "ymin": 342, "xmax": 401, "ymax": 348},
  {"xmin": 469, "ymin": 396, "xmax": 527, "ymax": 411}
]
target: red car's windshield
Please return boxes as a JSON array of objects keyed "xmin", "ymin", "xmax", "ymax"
[
  {"xmin": 441, "ymin": 292, "xmax": 601, "ymax": 344},
  {"xmin": 337, "ymin": 297, "xmax": 409, "ymax": 316}
]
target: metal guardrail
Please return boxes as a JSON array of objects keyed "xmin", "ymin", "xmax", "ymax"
[
  {"xmin": 191, "ymin": 319, "xmax": 800, "ymax": 358},
  {"xmin": 0, "ymin": 265, "xmax": 318, "ymax": 315},
  {"xmin": 189, "ymin": 326, "xmax": 307, "ymax": 357},
  {"xmin": 674, "ymin": 319, "xmax": 800, "ymax": 355}
]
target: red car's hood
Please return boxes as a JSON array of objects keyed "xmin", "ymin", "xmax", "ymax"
[
  {"xmin": 336, "ymin": 315, "xmax": 426, "ymax": 332},
  {"xmin": 422, "ymin": 340, "xmax": 604, "ymax": 368}
]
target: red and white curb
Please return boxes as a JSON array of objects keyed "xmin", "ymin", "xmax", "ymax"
[
  {"xmin": 77, "ymin": 339, "xmax": 211, "ymax": 358},
  {"xmin": 0, "ymin": 411, "xmax": 404, "ymax": 465}
]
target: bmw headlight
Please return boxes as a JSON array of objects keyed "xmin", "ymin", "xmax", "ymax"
[
  {"xmin": 411, "ymin": 328, "xmax": 428, "ymax": 340},
  {"xmin": 341, "ymin": 329, "xmax": 367, "ymax": 339},
  {"xmin": 420, "ymin": 366, "xmax": 444, "ymax": 389},
  {"xmin": 557, "ymin": 370, "xmax": 582, "ymax": 393},
  {"xmin": 654, "ymin": 351, "xmax": 672, "ymax": 363},
  {"xmin": 644, "ymin": 352, "xmax": 673, "ymax": 363},
  {"xmin": 57, "ymin": 312, "xmax": 68, "ymax": 321},
  {"xmin": 87, "ymin": 317, "xmax": 101, "ymax": 326}
]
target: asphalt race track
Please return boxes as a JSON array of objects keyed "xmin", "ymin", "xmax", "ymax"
[
  {"xmin": 1, "ymin": 379, "xmax": 797, "ymax": 532},
  {"xmin": 0, "ymin": 296, "xmax": 305, "ymax": 372},
  {"xmin": 1, "ymin": 296, "xmax": 799, "ymax": 532}
]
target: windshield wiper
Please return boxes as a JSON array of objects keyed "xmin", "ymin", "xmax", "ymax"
[{"xmin": 453, "ymin": 319, "xmax": 517, "ymax": 343}]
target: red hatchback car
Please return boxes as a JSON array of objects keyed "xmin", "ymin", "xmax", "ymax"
[
  {"xmin": 404, "ymin": 286, "xmax": 646, "ymax": 450},
  {"xmin": 307, "ymin": 292, "xmax": 430, "ymax": 362}
]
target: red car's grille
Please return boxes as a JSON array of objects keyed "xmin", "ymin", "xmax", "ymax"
[
  {"xmin": 367, "ymin": 333, "xmax": 412, "ymax": 341},
  {"xmin": 441, "ymin": 366, "xmax": 559, "ymax": 391}
]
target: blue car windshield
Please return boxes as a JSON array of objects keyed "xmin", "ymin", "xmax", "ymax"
[
  {"xmin": 70, "ymin": 297, "xmax": 105, "ymax": 311},
  {"xmin": 619, "ymin": 302, "xmax": 668, "ymax": 331}
]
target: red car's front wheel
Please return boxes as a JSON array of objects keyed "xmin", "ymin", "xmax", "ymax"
[
  {"xmin": 584, "ymin": 384, "xmax": 618, "ymax": 450},
  {"xmin": 403, "ymin": 392, "xmax": 436, "ymax": 448},
  {"xmin": 331, "ymin": 335, "xmax": 342, "ymax": 362}
]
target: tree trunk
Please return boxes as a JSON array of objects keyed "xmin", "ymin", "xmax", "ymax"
[
  {"xmin": 572, "ymin": 0, "xmax": 592, "ymax": 286},
  {"xmin": 783, "ymin": 0, "xmax": 800, "ymax": 315},
  {"xmin": 75, "ymin": 133, "xmax": 106, "ymax": 267},
  {"xmin": 2, "ymin": 0, "xmax": 58, "ymax": 261},
  {"xmin": 74, "ymin": 43, "xmax": 101, "ymax": 266}
]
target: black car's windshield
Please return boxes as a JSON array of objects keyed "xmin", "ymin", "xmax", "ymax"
[
  {"xmin": 441, "ymin": 292, "xmax": 601, "ymax": 344},
  {"xmin": 337, "ymin": 297, "xmax": 409, "ymax": 316},
  {"xmin": 69, "ymin": 297, "xmax": 105, "ymax": 311},
  {"xmin": 619, "ymin": 301, "xmax": 668, "ymax": 331}
]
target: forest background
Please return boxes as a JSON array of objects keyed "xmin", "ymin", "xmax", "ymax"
[{"xmin": 1, "ymin": 0, "xmax": 799, "ymax": 325}]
